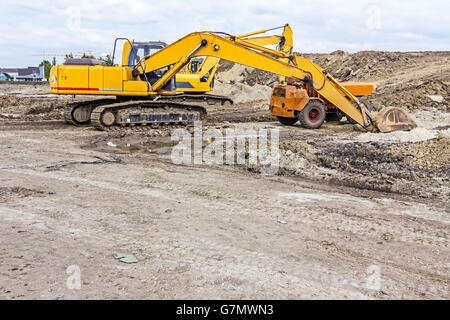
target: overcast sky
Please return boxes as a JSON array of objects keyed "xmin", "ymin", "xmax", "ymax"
[{"xmin": 0, "ymin": 0, "xmax": 449, "ymax": 67}]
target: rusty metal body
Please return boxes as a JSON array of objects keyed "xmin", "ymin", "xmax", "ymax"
[{"xmin": 375, "ymin": 107, "xmax": 418, "ymax": 132}]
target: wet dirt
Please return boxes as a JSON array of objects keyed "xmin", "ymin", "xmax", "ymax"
[{"xmin": 1, "ymin": 122, "xmax": 448, "ymax": 299}]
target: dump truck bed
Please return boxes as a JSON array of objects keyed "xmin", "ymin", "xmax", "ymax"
[{"xmin": 341, "ymin": 82, "xmax": 379, "ymax": 96}]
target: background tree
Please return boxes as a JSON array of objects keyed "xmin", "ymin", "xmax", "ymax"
[
  {"xmin": 81, "ymin": 52, "xmax": 95, "ymax": 59},
  {"xmin": 99, "ymin": 54, "xmax": 113, "ymax": 66},
  {"xmin": 65, "ymin": 53, "xmax": 74, "ymax": 61},
  {"xmin": 39, "ymin": 60, "xmax": 51, "ymax": 79}
]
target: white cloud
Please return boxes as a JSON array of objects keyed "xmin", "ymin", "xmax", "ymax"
[{"xmin": 0, "ymin": 0, "xmax": 448, "ymax": 67}]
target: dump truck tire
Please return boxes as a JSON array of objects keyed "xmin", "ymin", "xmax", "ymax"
[
  {"xmin": 298, "ymin": 100, "xmax": 326, "ymax": 129},
  {"xmin": 277, "ymin": 116, "xmax": 298, "ymax": 125}
]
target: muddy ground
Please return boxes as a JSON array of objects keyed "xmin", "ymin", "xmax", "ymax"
[{"xmin": 0, "ymin": 51, "xmax": 449, "ymax": 299}]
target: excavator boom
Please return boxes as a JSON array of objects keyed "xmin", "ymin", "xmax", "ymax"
[{"xmin": 175, "ymin": 24, "xmax": 294, "ymax": 92}]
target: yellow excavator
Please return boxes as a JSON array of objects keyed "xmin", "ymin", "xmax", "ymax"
[
  {"xmin": 54, "ymin": 25, "xmax": 294, "ymax": 126},
  {"xmin": 50, "ymin": 24, "xmax": 416, "ymax": 132}
]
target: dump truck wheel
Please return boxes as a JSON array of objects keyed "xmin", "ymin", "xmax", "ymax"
[
  {"xmin": 348, "ymin": 97, "xmax": 372, "ymax": 124},
  {"xmin": 277, "ymin": 116, "xmax": 298, "ymax": 125},
  {"xmin": 298, "ymin": 100, "xmax": 326, "ymax": 129}
]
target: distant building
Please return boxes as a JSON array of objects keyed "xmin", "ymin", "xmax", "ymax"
[
  {"xmin": 0, "ymin": 67, "xmax": 42, "ymax": 81},
  {"xmin": 0, "ymin": 73, "xmax": 12, "ymax": 81}
]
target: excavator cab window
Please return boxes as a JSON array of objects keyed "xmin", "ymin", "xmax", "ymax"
[
  {"xmin": 126, "ymin": 42, "xmax": 167, "ymax": 67},
  {"xmin": 191, "ymin": 61, "xmax": 199, "ymax": 73},
  {"xmin": 200, "ymin": 72, "xmax": 209, "ymax": 82},
  {"xmin": 188, "ymin": 59, "xmax": 202, "ymax": 73}
]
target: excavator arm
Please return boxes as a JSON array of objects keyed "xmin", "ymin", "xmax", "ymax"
[
  {"xmin": 188, "ymin": 24, "xmax": 292, "ymax": 80},
  {"xmin": 136, "ymin": 31, "xmax": 373, "ymax": 130},
  {"xmin": 238, "ymin": 24, "xmax": 293, "ymax": 56},
  {"xmin": 177, "ymin": 24, "xmax": 293, "ymax": 90}
]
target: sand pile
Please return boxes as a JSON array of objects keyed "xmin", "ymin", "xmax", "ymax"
[
  {"xmin": 214, "ymin": 63, "xmax": 273, "ymax": 103},
  {"xmin": 213, "ymin": 82, "xmax": 272, "ymax": 104},
  {"xmin": 216, "ymin": 60, "xmax": 277, "ymax": 87}
]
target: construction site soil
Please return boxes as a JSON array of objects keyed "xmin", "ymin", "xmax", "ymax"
[{"xmin": 0, "ymin": 51, "xmax": 448, "ymax": 299}]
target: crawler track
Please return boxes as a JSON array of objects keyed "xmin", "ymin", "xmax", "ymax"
[
  {"xmin": 63, "ymin": 94, "xmax": 232, "ymax": 130},
  {"xmin": 90, "ymin": 100, "xmax": 207, "ymax": 131}
]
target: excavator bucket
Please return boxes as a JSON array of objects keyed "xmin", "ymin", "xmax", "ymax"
[{"xmin": 375, "ymin": 107, "xmax": 418, "ymax": 133}]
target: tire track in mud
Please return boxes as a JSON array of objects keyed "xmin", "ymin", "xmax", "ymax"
[
  {"xmin": 1, "ymin": 166, "xmax": 448, "ymax": 299},
  {"xmin": 136, "ymin": 165, "xmax": 449, "ymax": 249},
  {"xmin": 4, "ymin": 147, "xmax": 447, "ymax": 253},
  {"xmin": 113, "ymin": 164, "xmax": 449, "ymax": 298},
  {"xmin": 1, "ymin": 127, "xmax": 448, "ymax": 299},
  {"xmin": 149, "ymin": 235, "xmax": 371, "ymax": 299}
]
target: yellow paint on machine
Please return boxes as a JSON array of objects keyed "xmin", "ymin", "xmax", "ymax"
[{"xmin": 50, "ymin": 65, "xmax": 150, "ymax": 96}]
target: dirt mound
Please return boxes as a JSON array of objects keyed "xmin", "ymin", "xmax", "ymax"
[
  {"xmin": 0, "ymin": 95, "xmax": 66, "ymax": 120},
  {"xmin": 242, "ymin": 125, "xmax": 449, "ymax": 199},
  {"xmin": 390, "ymin": 132, "xmax": 450, "ymax": 169},
  {"xmin": 284, "ymin": 139, "xmax": 449, "ymax": 199},
  {"xmin": 304, "ymin": 51, "xmax": 412, "ymax": 81},
  {"xmin": 369, "ymin": 78, "xmax": 449, "ymax": 112}
]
